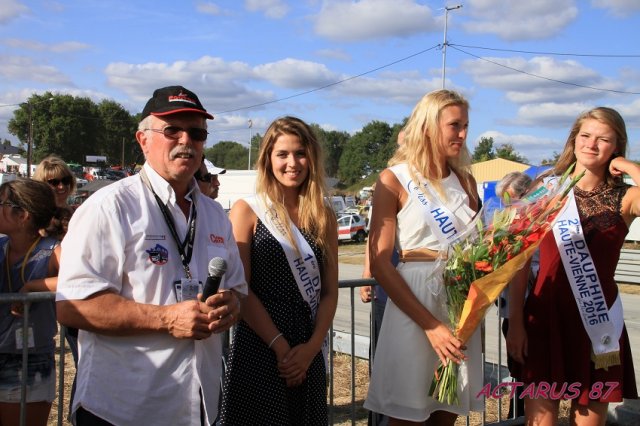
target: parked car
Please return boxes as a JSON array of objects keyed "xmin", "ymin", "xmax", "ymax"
[{"xmin": 337, "ymin": 214, "xmax": 367, "ymax": 243}]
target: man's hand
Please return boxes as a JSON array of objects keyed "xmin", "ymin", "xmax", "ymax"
[
  {"xmin": 204, "ymin": 290, "xmax": 241, "ymax": 334},
  {"xmin": 160, "ymin": 300, "xmax": 213, "ymax": 340}
]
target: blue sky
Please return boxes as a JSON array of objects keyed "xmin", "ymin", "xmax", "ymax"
[{"xmin": 1, "ymin": 0, "xmax": 639, "ymax": 165}]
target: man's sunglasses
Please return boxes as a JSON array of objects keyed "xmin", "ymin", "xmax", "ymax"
[
  {"xmin": 145, "ymin": 126, "xmax": 209, "ymax": 142},
  {"xmin": 47, "ymin": 176, "xmax": 73, "ymax": 187},
  {"xmin": 196, "ymin": 173, "xmax": 217, "ymax": 183}
]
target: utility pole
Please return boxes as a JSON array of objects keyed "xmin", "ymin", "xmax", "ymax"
[
  {"xmin": 442, "ymin": 4, "xmax": 462, "ymax": 89},
  {"xmin": 247, "ymin": 119, "xmax": 253, "ymax": 170},
  {"xmin": 25, "ymin": 96, "xmax": 53, "ymax": 177},
  {"xmin": 26, "ymin": 102, "xmax": 33, "ymax": 177}
]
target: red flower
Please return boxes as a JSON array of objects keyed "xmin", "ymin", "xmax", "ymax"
[{"xmin": 475, "ymin": 260, "xmax": 493, "ymax": 273}]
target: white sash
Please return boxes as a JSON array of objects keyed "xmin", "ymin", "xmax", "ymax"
[
  {"xmin": 390, "ymin": 164, "xmax": 466, "ymax": 249},
  {"xmin": 552, "ymin": 190, "xmax": 624, "ymax": 369},
  {"xmin": 245, "ymin": 196, "xmax": 328, "ymax": 367}
]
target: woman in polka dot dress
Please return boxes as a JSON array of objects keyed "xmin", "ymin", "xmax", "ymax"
[{"xmin": 219, "ymin": 116, "xmax": 338, "ymax": 425}]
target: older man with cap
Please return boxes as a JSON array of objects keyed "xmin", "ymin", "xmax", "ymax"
[
  {"xmin": 56, "ymin": 85, "xmax": 246, "ymax": 426},
  {"xmin": 195, "ymin": 157, "xmax": 226, "ymax": 200}
]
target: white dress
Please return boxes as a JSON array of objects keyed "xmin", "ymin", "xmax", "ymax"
[{"xmin": 364, "ymin": 164, "xmax": 484, "ymax": 421}]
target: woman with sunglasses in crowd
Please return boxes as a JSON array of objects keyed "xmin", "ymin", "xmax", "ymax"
[
  {"xmin": 32, "ymin": 155, "xmax": 78, "ymax": 421},
  {"xmin": 0, "ymin": 179, "xmax": 61, "ymax": 426},
  {"xmin": 33, "ymin": 155, "xmax": 77, "ymax": 211}
]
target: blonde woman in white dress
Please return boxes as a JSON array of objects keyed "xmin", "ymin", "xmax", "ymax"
[{"xmin": 364, "ymin": 89, "xmax": 483, "ymax": 425}]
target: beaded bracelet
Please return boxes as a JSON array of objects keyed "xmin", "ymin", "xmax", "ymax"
[{"xmin": 268, "ymin": 332, "xmax": 283, "ymax": 349}]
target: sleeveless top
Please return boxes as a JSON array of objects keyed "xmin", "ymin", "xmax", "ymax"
[
  {"xmin": 391, "ymin": 163, "xmax": 475, "ymax": 252},
  {"xmin": 0, "ymin": 235, "xmax": 59, "ymax": 354}
]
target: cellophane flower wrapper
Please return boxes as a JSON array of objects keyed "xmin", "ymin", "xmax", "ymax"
[{"xmin": 429, "ymin": 165, "xmax": 584, "ymax": 405}]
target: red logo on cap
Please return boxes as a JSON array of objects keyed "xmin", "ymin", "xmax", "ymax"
[{"xmin": 168, "ymin": 91, "xmax": 197, "ymax": 106}]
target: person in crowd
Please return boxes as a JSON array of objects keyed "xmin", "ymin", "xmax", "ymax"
[
  {"xmin": 194, "ymin": 156, "xmax": 226, "ymax": 200},
  {"xmin": 364, "ymin": 89, "xmax": 483, "ymax": 425},
  {"xmin": 55, "ymin": 85, "xmax": 247, "ymax": 426},
  {"xmin": 360, "ymin": 129, "xmax": 405, "ymax": 426},
  {"xmin": 33, "ymin": 155, "xmax": 77, "ymax": 208},
  {"xmin": 220, "ymin": 116, "xmax": 338, "ymax": 425},
  {"xmin": 0, "ymin": 179, "xmax": 61, "ymax": 426},
  {"xmin": 33, "ymin": 155, "xmax": 80, "ymax": 421},
  {"xmin": 508, "ymin": 107, "xmax": 639, "ymax": 426},
  {"xmin": 492, "ymin": 171, "xmax": 534, "ymax": 419}
]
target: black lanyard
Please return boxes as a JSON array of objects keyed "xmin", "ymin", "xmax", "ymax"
[{"xmin": 140, "ymin": 168, "xmax": 197, "ymax": 279}]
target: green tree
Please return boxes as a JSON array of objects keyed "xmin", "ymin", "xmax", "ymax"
[
  {"xmin": 96, "ymin": 100, "xmax": 137, "ymax": 166},
  {"xmin": 338, "ymin": 120, "xmax": 392, "ymax": 185},
  {"xmin": 495, "ymin": 143, "xmax": 528, "ymax": 163},
  {"xmin": 541, "ymin": 151, "xmax": 560, "ymax": 166},
  {"xmin": 311, "ymin": 124, "xmax": 349, "ymax": 178},
  {"xmin": 8, "ymin": 93, "xmax": 139, "ymax": 166},
  {"xmin": 472, "ymin": 137, "xmax": 495, "ymax": 162},
  {"xmin": 207, "ymin": 141, "xmax": 248, "ymax": 170}
]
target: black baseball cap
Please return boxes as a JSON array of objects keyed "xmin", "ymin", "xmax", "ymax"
[{"xmin": 141, "ymin": 86, "xmax": 213, "ymax": 120}]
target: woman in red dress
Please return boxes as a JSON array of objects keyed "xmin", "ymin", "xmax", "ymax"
[{"xmin": 507, "ymin": 107, "xmax": 639, "ymax": 426}]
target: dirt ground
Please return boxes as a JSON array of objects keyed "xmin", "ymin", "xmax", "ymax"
[{"xmin": 45, "ymin": 241, "xmax": 635, "ymax": 425}]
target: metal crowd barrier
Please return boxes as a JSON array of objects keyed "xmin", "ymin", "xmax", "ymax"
[{"xmin": 2, "ymin": 283, "xmax": 521, "ymax": 426}]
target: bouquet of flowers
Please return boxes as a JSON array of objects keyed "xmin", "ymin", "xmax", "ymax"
[{"xmin": 429, "ymin": 165, "xmax": 584, "ymax": 405}]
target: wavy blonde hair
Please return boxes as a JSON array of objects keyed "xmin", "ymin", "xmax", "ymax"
[
  {"xmin": 552, "ymin": 107, "xmax": 628, "ymax": 186},
  {"xmin": 388, "ymin": 89, "xmax": 475, "ymax": 203},
  {"xmin": 255, "ymin": 116, "xmax": 335, "ymax": 259}
]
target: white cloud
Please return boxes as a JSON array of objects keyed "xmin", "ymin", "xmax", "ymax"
[
  {"xmin": 510, "ymin": 102, "xmax": 592, "ymax": 128},
  {"xmin": 254, "ymin": 59, "xmax": 339, "ymax": 89},
  {"xmin": 591, "ymin": 0, "xmax": 640, "ymax": 17},
  {"xmin": 2, "ymin": 38, "xmax": 90, "ymax": 53},
  {"xmin": 336, "ymin": 74, "xmax": 442, "ymax": 106},
  {"xmin": 0, "ymin": 0, "xmax": 29, "ymax": 24},
  {"xmin": 313, "ymin": 0, "xmax": 440, "ymax": 42},
  {"xmin": 244, "ymin": 0, "xmax": 289, "ymax": 19},
  {"xmin": 464, "ymin": 0, "xmax": 578, "ymax": 41},
  {"xmin": 473, "ymin": 130, "xmax": 564, "ymax": 164},
  {"xmin": 0, "ymin": 55, "xmax": 72, "ymax": 85},
  {"xmin": 462, "ymin": 56, "xmax": 620, "ymax": 104},
  {"xmin": 196, "ymin": 1, "xmax": 223, "ymax": 15},
  {"xmin": 611, "ymin": 97, "xmax": 640, "ymax": 129},
  {"xmin": 315, "ymin": 48, "xmax": 351, "ymax": 62},
  {"xmin": 104, "ymin": 56, "xmax": 275, "ymax": 115}
]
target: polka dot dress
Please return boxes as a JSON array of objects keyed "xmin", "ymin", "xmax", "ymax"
[{"xmin": 219, "ymin": 219, "xmax": 327, "ymax": 425}]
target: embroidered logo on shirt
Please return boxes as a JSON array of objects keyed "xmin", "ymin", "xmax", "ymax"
[
  {"xmin": 145, "ymin": 234, "xmax": 166, "ymax": 241},
  {"xmin": 210, "ymin": 234, "xmax": 224, "ymax": 244},
  {"xmin": 146, "ymin": 244, "xmax": 169, "ymax": 265}
]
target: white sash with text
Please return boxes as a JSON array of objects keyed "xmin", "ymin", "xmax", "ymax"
[
  {"xmin": 552, "ymin": 190, "xmax": 624, "ymax": 368},
  {"xmin": 390, "ymin": 164, "xmax": 466, "ymax": 250},
  {"xmin": 246, "ymin": 196, "xmax": 328, "ymax": 366}
]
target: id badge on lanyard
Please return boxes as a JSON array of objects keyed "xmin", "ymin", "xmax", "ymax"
[{"xmin": 174, "ymin": 278, "xmax": 203, "ymax": 302}]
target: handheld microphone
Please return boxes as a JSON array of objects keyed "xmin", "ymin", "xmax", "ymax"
[{"xmin": 201, "ymin": 257, "xmax": 227, "ymax": 302}]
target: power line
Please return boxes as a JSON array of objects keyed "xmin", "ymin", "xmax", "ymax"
[
  {"xmin": 448, "ymin": 45, "xmax": 640, "ymax": 95},
  {"xmin": 450, "ymin": 43, "xmax": 640, "ymax": 58},
  {"xmin": 211, "ymin": 45, "xmax": 441, "ymax": 115}
]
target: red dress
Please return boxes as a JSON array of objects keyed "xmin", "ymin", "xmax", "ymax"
[{"xmin": 512, "ymin": 182, "xmax": 638, "ymax": 405}]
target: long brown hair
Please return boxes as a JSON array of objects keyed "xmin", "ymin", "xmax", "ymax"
[
  {"xmin": 553, "ymin": 107, "xmax": 628, "ymax": 186},
  {"xmin": 255, "ymin": 116, "xmax": 335, "ymax": 258},
  {"xmin": 388, "ymin": 89, "xmax": 475, "ymax": 203}
]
